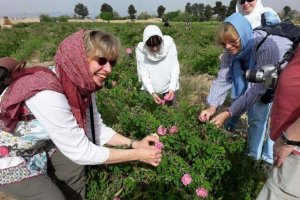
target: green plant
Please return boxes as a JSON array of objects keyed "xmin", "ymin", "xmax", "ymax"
[{"xmin": 0, "ymin": 22, "xmax": 267, "ymax": 199}]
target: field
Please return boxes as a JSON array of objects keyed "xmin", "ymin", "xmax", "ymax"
[{"xmin": 0, "ymin": 22, "xmax": 267, "ymax": 200}]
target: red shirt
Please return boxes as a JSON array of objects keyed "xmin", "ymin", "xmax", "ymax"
[{"xmin": 270, "ymin": 46, "xmax": 300, "ymax": 141}]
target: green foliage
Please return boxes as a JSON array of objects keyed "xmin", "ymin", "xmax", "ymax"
[
  {"xmin": 57, "ymin": 15, "xmax": 70, "ymax": 22},
  {"xmin": 74, "ymin": 3, "xmax": 89, "ymax": 19},
  {"xmin": 213, "ymin": 1, "xmax": 227, "ymax": 21},
  {"xmin": 157, "ymin": 5, "xmax": 166, "ymax": 18},
  {"xmin": 39, "ymin": 14, "xmax": 56, "ymax": 22},
  {"xmin": 0, "ymin": 22, "xmax": 267, "ymax": 199},
  {"xmin": 100, "ymin": 11, "xmax": 113, "ymax": 22},
  {"xmin": 164, "ymin": 10, "xmax": 181, "ymax": 21},
  {"xmin": 128, "ymin": 4, "xmax": 137, "ymax": 20},
  {"xmin": 101, "ymin": 3, "xmax": 113, "ymax": 13},
  {"xmin": 137, "ymin": 12, "xmax": 154, "ymax": 20}
]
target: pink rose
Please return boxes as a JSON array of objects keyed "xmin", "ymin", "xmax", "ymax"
[
  {"xmin": 155, "ymin": 141, "xmax": 164, "ymax": 149},
  {"xmin": 157, "ymin": 125, "xmax": 167, "ymax": 136},
  {"xmin": 181, "ymin": 173, "xmax": 192, "ymax": 186},
  {"xmin": 169, "ymin": 125, "xmax": 178, "ymax": 135},
  {"xmin": 196, "ymin": 187, "xmax": 208, "ymax": 198},
  {"xmin": 163, "ymin": 93, "xmax": 172, "ymax": 101},
  {"xmin": 125, "ymin": 47, "xmax": 132, "ymax": 55},
  {"xmin": 0, "ymin": 146, "xmax": 9, "ymax": 157}
]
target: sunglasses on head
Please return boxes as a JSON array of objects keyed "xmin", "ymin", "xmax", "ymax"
[
  {"xmin": 240, "ymin": 0, "xmax": 255, "ymax": 4},
  {"xmin": 96, "ymin": 57, "xmax": 117, "ymax": 67}
]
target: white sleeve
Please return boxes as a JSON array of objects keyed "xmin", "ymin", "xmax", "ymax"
[
  {"xmin": 25, "ymin": 90, "xmax": 110, "ymax": 165},
  {"xmin": 168, "ymin": 43, "xmax": 180, "ymax": 91},
  {"xmin": 136, "ymin": 48, "xmax": 155, "ymax": 94}
]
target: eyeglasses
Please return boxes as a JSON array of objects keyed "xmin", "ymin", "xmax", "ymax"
[
  {"xmin": 221, "ymin": 37, "xmax": 241, "ymax": 47},
  {"xmin": 240, "ymin": 0, "xmax": 255, "ymax": 5},
  {"xmin": 96, "ymin": 57, "xmax": 117, "ymax": 67}
]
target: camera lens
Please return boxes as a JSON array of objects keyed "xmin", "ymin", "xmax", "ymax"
[{"xmin": 245, "ymin": 69, "xmax": 264, "ymax": 83}]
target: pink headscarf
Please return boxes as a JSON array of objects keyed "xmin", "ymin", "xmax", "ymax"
[
  {"xmin": 0, "ymin": 66, "xmax": 63, "ymax": 132},
  {"xmin": 0, "ymin": 30, "xmax": 100, "ymax": 133},
  {"xmin": 54, "ymin": 30, "xmax": 99, "ymax": 130}
]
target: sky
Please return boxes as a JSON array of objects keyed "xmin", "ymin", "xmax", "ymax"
[{"xmin": 1, "ymin": 0, "xmax": 299, "ymax": 18}]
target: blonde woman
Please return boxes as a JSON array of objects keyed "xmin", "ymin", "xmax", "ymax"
[
  {"xmin": 0, "ymin": 30, "xmax": 162, "ymax": 200},
  {"xmin": 199, "ymin": 13, "xmax": 291, "ymax": 165}
]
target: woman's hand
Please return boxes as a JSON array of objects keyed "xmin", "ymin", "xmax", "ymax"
[
  {"xmin": 210, "ymin": 111, "xmax": 230, "ymax": 128},
  {"xmin": 199, "ymin": 106, "xmax": 217, "ymax": 122},
  {"xmin": 138, "ymin": 146, "xmax": 162, "ymax": 167},
  {"xmin": 164, "ymin": 91, "xmax": 174, "ymax": 101},
  {"xmin": 152, "ymin": 93, "xmax": 163, "ymax": 104},
  {"xmin": 133, "ymin": 135, "xmax": 160, "ymax": 148}
]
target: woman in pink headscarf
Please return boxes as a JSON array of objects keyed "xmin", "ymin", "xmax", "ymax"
[{"xmin": 0, "ymin": 30, "xmax": 162, "ymax": 200}]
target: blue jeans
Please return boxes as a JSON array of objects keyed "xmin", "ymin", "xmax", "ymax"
[
  {"xmin": 248, "ymin": 101, "xmax": 273, "ymax": 164},
  {"xmin": 225, "ymin": 101, "xmax": 273, "ymax": 164}
]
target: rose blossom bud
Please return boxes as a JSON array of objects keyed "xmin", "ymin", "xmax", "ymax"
[{"xmin": 157, "ymin": 125, "xmax": 167, "ymax": 136}]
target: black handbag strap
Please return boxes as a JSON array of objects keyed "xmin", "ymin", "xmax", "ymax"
[{"xmin": 89, "ymin": 103, "xmax": 96, "ymax": 144}]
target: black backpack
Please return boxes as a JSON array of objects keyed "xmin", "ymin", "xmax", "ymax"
[{"xmin": 254, "ymin": 21, "xmax": 300, "ymax": 103}]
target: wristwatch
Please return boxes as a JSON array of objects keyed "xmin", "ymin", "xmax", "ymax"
[{"xmin": 281, "ymin": 132, "xmax": 300, "ymax": 146}]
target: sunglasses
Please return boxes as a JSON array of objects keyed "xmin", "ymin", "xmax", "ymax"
[
  {"xmin": 240, "ymin": 0, "xmax": 255, "ymax": 5},
  {"xmin": 96, "ymin": 57, "xmax": 117, "ymax": 67}
]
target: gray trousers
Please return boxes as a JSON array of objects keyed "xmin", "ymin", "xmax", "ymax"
[
  {"xmin": 0, "ymin": 149, "xmax": 86, "ymax": 200},
  {"xmin": 257, "ymin": 153, "xmax": 300, "ymax": 200}
]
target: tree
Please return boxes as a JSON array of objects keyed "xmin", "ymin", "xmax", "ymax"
[
  {"xmin": 227, "ymin": 0, "xmax": 237, "ymax": 16},
  {"xmin": 164, "ymin": 10, "xmax": 181, "ymax": 21},
  {"xmin": 213, "ymin": 1, "xmax": 227, "ymax": 21},
  {"xmin": 100, "ymin": 11, "xmax": 113, "ymax": 22},
  {"xmin": 281, "ymin": 6, "xmax": 297, "ymax": 20},
  {"xmin": 283, "ymin": 6, "xmax": 291, "ymax": 17},
  {"xmin": 204, "ymin": 5, "xmax": 213, "ymax": 21},
  {"xmin": 157, "ymin": 5, "xmax": 166, "ymax": 18},
  {"xmin": 112, "ymin": 11, "xmax": 120, "ymax": 20},
  {"xmin": 100, "ymin": 3, "xmax": 113, "ymax": 13},
  {"xmin": 74, "ymin": 3, "xmax": 89, "ymax": 19},
  {"xmin": 128, "ymin": 4, "xmax": 137, "ymax": 20},
  {"xmin": 100, "ymin": 3, "xmax": 113, "ymax": 22},
  {"xmin": 185, "ymin": 2, "xmax": 192, "ymax": 14},
  {"xmin": 137, "ymin": 12, "xmax": 153, "ymax": 20}
]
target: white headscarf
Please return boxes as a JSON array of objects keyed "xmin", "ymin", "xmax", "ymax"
[
  {"xmin": 137, "ymin": 25, "xmax": 174, "ymax": 62},
  {"xmin": 236, "ymin": 0, "xmax": 279, "ymax": 29}
]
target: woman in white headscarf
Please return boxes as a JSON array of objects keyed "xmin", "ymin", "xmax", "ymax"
[
  {"xmin": 135, "ymin": 25, "xmax": 180, "ymax": 105},
  {"xmin": 236, "ymin": 0, "xmax": 280, "ymax": 29}
]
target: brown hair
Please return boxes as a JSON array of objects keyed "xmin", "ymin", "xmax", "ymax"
[
  {"xmin": 84, "ymin": 30, "xmax": 121, "ymax": 61},
  {"xmin": 216, "ymin": 23, "xmax": 240, "ymax": 46},
  {"xmin": 145, "ymin": 35, "xmax": 162, "ymax": 47}
]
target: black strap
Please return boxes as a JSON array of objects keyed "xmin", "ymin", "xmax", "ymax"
[
  {"xmin": 255, "ymin": 34, "xmax": 269, "ymax": 53},
  {"xmin": 89, "ymin": 103, "xmax": 96, "ymax": 144}
]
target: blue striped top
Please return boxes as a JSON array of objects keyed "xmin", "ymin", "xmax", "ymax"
[{"xmin": 207, "ymin": 30, "xmax": 292, "ymax": 116}]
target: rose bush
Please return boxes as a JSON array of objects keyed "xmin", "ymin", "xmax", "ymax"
[{"xmin": 2, "ymin": 21, "xmax": 267, "ymax": 200}]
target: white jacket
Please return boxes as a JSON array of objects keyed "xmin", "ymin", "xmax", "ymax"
[{"xmin": 135, "ymin": 25, "xmax": 180, "ymax": 94}]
